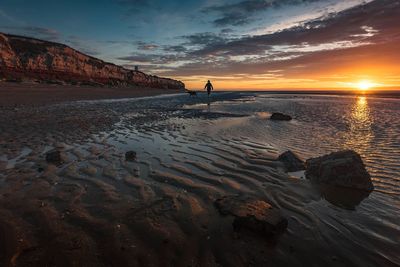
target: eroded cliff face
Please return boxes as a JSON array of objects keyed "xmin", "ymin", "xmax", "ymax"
[{"xmin": 0, "ymin": 33, "xmax": 185, "ymax": 89}]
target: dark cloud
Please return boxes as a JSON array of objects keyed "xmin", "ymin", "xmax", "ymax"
[
  {"xmin": 220, "ymin": 28, "xmax": 234, "ymax": 34},
  {"xmin": 190, "ymin": 0, "xmax": 400, "ymax": 58},
  {"xmin": 213, "ymin": 14, "xmax": 251, "ymax": 27},
  {"xmin": 202, "ymin": 0, "xmax": 320, "ymax": 27},
  {"xmin": 163, "ymin": 45, "xmax": 187, "ymax": 53},
  {"xmin": 136, "ymin": 41, "xmax": 159, "ymax": 50},
  {"xmin": 181, "ymin": 32, "xmax": 228, "ymax": 46}
]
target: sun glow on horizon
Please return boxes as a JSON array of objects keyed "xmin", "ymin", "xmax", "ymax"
[{"xmin": 356, "ymin": 80, "xmax": 374, "ymax": 91}]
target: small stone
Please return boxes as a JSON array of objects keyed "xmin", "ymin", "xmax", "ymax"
[
  {"xmin": 45, "ymin": 150, "xmax": 63, "ymax": 166},
  {"xmin": 278, "ymin": 150, "xmax": 305, "ymax": 172},
  {"xmin": 125, "ymin": 151, "xmax": 136, "ymax": 162},
  {"xmin": 270, "ymin": 112, "xmax": 292, "ymax": 121}
]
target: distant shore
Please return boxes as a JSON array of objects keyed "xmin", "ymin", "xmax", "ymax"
[
  {"xmin": 0, "ymin": 82, "xmax": 183, "ymax": 106},
  {"xmin": 214, "ymin": 89, "xmax": 400, "ymax": 98}
]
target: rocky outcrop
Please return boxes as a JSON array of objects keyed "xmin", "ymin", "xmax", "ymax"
[
  {"xmin": 305, "ymin": 150, "xmax": 374, "ymax": 191},
  {"xmin": 270, "ymin": 112, "xmax": 292, "ymax": 121},
  {"xmin": 0, "ymin": 33, "xmax": 185, "ymax": 90},
  {"xmin": 215, "ymin": 195, "xmax": 288, "ymax": 236},
  {"xmin": 278, "ymin": 151, "xmax": 305, "ymax": 172}
]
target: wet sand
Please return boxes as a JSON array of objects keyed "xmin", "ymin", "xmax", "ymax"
[
  {"xmin": 0, "ymin": 82, "xmax": 182, "ymax": 106},
  {"xmin": 0, "ymin": 91, "xmax": 399, "ymax": 267}
]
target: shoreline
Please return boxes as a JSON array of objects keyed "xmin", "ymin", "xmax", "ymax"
[{"xmin": 0, "ymin": 82, "xmax": 183, "ymax": 107}]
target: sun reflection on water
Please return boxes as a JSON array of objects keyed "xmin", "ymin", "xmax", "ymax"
[
  {"xmin": 352, "ymin": 96, "xmax": 370, "ymax": 124},
  {"xmin": 343, "ymin": 96, "xmax": 374, "ymax": 152}
]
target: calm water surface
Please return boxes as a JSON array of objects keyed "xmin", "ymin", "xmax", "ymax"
[
  {"xmin": 177, "ymin": 92, "xmax": 400, "ymax": 266},
  {"xmin": 211, "ymin": 93, "xmax": 400, "ymax": 195}
]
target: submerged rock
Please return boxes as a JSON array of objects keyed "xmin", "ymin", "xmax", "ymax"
[
  {"xmin": 319, "ymin": 184, "xmax": 371, "ymax": 210},
  {"xmin": 215, "ymin": 195, "xmax": 288, "ymax": 236},
  {"xmin": 45, "ymin": 150, "xmax": 63, "ymax": 166},
  {"xmin": 125, "ymin": 151, "xmax": 137, "ymax": 162},
  {"xmin": 270, "ymin": 112, "xmax": 292, "ymax": 121},
  {"xmin": 305, "ymin": 150, "xmax": 374, "ymax": 191},
  {"xmin": 278, "ymin": 150, "xmax": 305, "ymax": 172}
]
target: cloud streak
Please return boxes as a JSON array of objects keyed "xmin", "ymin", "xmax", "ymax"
[{"xmin": 202, "ymin": 0, "xmax": 320, "ymax": 27}]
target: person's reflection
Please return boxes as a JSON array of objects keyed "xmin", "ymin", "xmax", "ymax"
[{"xmin": 207, "ymin": 102, "xmax": 211, "ymax": 113}]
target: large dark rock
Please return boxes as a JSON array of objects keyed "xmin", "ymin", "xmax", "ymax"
[
  {"xmin": 278, "ymin": 150, "xmax": 305, "ymax": 172},
  {"xmin": 215, "ymin": 195, "xmax": 288, "ymax": 236},
  {"xmin": 45, "ymin": 150, "xmax": 63, "ymax": 166},
  {"xmin": 270, "ymin": 112, "xmax": 292, "ymax": 121},
  {"xmin": 305, "ymin": 150, "xmax": 374, "ymax": 191}
]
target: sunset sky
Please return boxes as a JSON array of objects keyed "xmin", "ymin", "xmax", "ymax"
[{"xmin": 0, "ymin": 0, "xmax": 399, "ymax": 90}]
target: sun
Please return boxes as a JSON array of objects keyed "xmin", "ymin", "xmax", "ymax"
[{"xmin": 357, "ymin": 80, "xmax": 374, "ymax": 91}]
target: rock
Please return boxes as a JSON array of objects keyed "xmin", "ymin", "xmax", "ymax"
[
  {"xmin": 278, "ymin": 150, "xmax": 305, "ymax": 172},
  {"xmin": 270, "ymin": 112, "xmax": 292, "ymax": 121},
  {"xmin": 125, "ymin": 151, "xmax": 137, "ymax": 162},
  {"xmin": 45, "ymin": 150, "xmax": 63, "ymax": 166},
  {"xmin": 215, "ymin": 195, "xmax": 288, "ymax": 236},
  {"xmin": 305, "ymin": 150, "xmax": 374, "ymax": 191}
]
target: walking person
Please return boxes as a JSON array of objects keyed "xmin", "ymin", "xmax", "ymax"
[{"xmin": 204, "ymin": 80, "xmax": 214, "ymax": 97}]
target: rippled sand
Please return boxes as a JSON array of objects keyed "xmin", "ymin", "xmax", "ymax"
[{"xmin": 0, "ymin": 92, "xmax": 399, "ymax": 266}]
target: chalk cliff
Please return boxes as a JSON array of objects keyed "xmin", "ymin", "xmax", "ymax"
[{"xmin": 0, "ymin": 33, "xmax": 185, "ymax": 89}]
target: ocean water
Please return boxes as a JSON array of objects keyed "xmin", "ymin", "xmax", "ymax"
[
  {"xmin": 1, "ymin": 92, "xmax": 399, "ymax": 266},
  {"xmin": 204, "ymin": 93, "xmax": 400, "ymax": 196},
  {"xmin": 99, "ymin": 92, "xmax": 400, "ymax": 266}
]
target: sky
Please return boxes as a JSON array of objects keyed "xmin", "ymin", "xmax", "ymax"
[{"xmin": 0, "ymin": 0, "xmax": 399, "ymax": 90}]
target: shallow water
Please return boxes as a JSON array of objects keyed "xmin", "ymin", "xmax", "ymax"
[
  {"xmin": 206, "ymin": 93, "xmax": 400, "ymax": 195},
  {"xmin": 0, "ymin": 92, "xmax": 399, "ymax": 266}
]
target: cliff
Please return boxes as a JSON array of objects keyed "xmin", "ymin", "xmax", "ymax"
[{"xmin": 0, "ymin": 33, "xmax": 185, "ymax": 90}]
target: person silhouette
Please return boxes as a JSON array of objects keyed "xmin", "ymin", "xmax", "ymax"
[{"xmin": 204, "ymin": 80, "xmax": 214, "ymax": 96}]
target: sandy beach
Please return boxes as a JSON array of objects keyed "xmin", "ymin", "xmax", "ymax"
[
  {"xmin": 0, "ymin": 82, "xmax": 182, "ymax": 107},
  {"xmin": 0, "ymin": 89, "xmax": 399, "ymax": 267}
]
